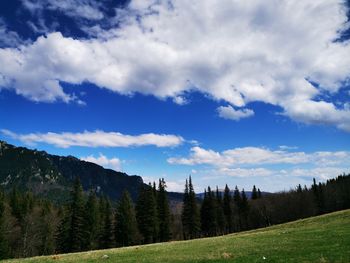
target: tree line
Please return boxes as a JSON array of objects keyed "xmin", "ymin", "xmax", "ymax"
[{"xmin": 0, "ymin": 173, "xmax": 349, "ymax": 259}]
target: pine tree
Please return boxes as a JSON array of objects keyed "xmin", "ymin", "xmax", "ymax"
[
  {"xmin": 257, "ymin": 188, "xmax": 262, "ymax": 199},
  {"xmin": 223, "ymin": 184, "xmax": 233, "ymax": 233},
  {"xmin": 115, "ymin": 190, "xmax": 139, "ymax": 247},
  {"xmin": 233, "ymin": 186, "xmax": 242, "ymax": 231},
  {"xmin": 68, "ymin": 177, "xmax": 85, "ymax": 252},
  {"xmin": 100, "ymin": 197, "xmax": 114, "ymax": 249},
  {"xmin": 251, "ymin": 185, "xmax": 258, "ymax": 200},
  {"xmin": 57, "ymin": 177, "xmax": 85, "ymax": 253},
  {"xmin": 200, "ymin": 187, "xmax": 217, "ymax": 236},
  {"xmin": 157, "ymin": 179, "xmax": 171, "ymax": 242},
  {"xmin": 136, "ymin": 185, "xmax": 158, "ymax": 244},
  {"xmin": 215, "ymin": 187, "xmax": 226, "ymax": 235},
  {"xmin": 240, "ymin": 189, "xmax": 249, "ymax": 230},
  {"xmin": 188, "ymin": 176, "xmax": 201, "ymax": 239},
  {"xmin": 82, "ymin": 190, "xmax": 99, "ymax": 250}
]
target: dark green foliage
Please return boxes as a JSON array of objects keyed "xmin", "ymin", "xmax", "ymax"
[
  {"xmin": 182, "ymin": 177, "xmax": 200, "ymax": 239},
  {"xmin": 100, "ymin": 197, "xmax": 114, "ymax": 249},
  {"xmin": 115, "ymin": 191, "xmax": 139, "ymax": 247},
  {"xmin": 55, "ymin": 207, "xmax": 70, "ymax": 253},
  {"xmin": 257, "ymin": 188, "xmax": 262, "ymax": 199},
  {"xmin": 0, "ymin": 188, "xmax": 8, "ymax": 259},
  {"xmin": 215, "ymin": 187, "xmax": 226, "ymax": 235},
  {"xmin": 200, "ymin": 187, "xmax": 218, "ymax": 236},
  {"xmin": 37, "ymin": 201, "xmax": 55, "ymax": 255},
  {"xmin": 136, "ymin": 185, "xmax": 159, "ymax": 244},
  {"xmin": 81, "ymin": 190, "xmax": 99, "ymax": 250},
  {"xmin": 56, "ymin": 177, "xmax": 85, "ymax": 253},
  {"xmin": 251, "ymin": 185, "xmax": 258, "ymax": 200},
  {"xmin": 223, "ymin": 184, "xmax": 233, "ymax": 233},
  {"xmin": 157, "ymin": 179, "xmax": 171, "ymax": 242}
]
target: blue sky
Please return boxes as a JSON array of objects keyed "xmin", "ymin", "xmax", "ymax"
[{"xmin": 0, "ymin": 0, "xmax": 350, "ymax": 192}]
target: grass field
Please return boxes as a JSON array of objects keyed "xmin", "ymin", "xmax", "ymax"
[{"xmin": 4, "ymin": 209, "xmax": 350, "ymax": 263}]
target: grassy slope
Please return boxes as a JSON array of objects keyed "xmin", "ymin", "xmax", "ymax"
[{"xmin": 4, "ymin": 210, "xmax": 350, "ymax": 263}]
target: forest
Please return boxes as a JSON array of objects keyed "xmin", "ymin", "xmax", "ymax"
[{"xmin": 0, "ymin": 174, "xmax": 349, "ymax": 260}]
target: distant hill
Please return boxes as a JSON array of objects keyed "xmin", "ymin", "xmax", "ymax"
[{"xmin": 0, "ymin": 141, "xmax": 146, "ymax": 202}]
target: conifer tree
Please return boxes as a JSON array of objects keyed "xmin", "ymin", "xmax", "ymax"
[
  {"xmin": 115, "ymin": 190, "xmax": 139, "ymax": 246},
  {"xmin": 187, "ymin": 176, "xmax": 201, "ymax": 239},
  {"xmin": 215, "ymin": 187, "xmax": 226, "ymax": 235},
  {"xmin": 200, "ymin": 187, "xmax": 217, "ymax": 236},
  {"xmin": 157, "ymin": 179, "xmax": 171, "ymax": 242},
  {"xmin": 181, "ymin": 179, "xmax": 190, "ymax": 239},
  {"xmin": 136, "ymin": 185, "xmax": 158, "ymax": 244},
  {"xmin": 100, "ymin": 197, "xmax": 114, "ymax": 249},
  {"xmin": 251, "ymin": 185, "xmax": 258, "ymax": 200},
  {"xmin": 233, "ymin": 186, "xmax": 242, "ymax": 231},
  {"xmin": 223, "ymin": 184, "xmax": 233, "ymax": 233},
  {"xmin": 57, "ymin": 177, "xmax": 85, "ymax": 253},
  {"xmin": 257, "ymin": 188, "xmax": 262, "ymax": 199},
  {"xmin": 82, "ymin": 190, "xmax": 99, "ymax": 250},
  {"xmin": 68, "ymin": 177, "xmax": 85, "ymax": 252},
  {"xmin": 240, "ymin": 189, "xmax": 249, "ymax": 230}
]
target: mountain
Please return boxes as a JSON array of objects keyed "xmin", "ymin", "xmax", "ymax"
[{"xmin": 0, "ymin": 140, "xmax": 145, "ymax": 203}]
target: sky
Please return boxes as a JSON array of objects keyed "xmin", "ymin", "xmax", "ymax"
[{"xmin": 0, "ymin": 0, "xmax": 350, "ymax": 193}]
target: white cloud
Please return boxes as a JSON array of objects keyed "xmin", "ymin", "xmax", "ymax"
[
  {"xmin": 2, "ymin": 129, "xmax": 184, "ymax": 148},
  {"xmin": 1, "ymin": 0, "xmax": 350, "ymax": 130},
  {"xmin": 217, "ymin": 105, "xmax": 254, "ymax": 121},
  {"xmin": 81, "ymin": 153, "xmax": 122, "ymax": 171},
  {"xmin": 168, "ymin": 146, "xmax": 350, "ymax": 168}
]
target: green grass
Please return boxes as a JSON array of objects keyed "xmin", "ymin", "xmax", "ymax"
[{"xmin": 4, "ymin": 210, "xmax": 350, "ymax": 263}]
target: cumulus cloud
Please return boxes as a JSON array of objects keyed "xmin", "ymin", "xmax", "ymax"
[
  {"xmin": 1, "ymin": 0, "xmax": 350, "ymax": 130},
  {"xmin": 81, "ymin": 153, "xmax": 122, "ymax": 171},
  {"xmin": 167, "ymin": 146, "xmax": 350, "ymax": 167},
  {"xmin": 1, "ymin": 129, "xmax": 184, "ymax": 148},
  {"xmin": 217, "ymin": 105, "xmax": 254, "ymax": 121}
]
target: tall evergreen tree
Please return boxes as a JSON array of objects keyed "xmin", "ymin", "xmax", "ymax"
[
  {"xmin": 200, "ymin": 187, "xmax": 218, "ymax": 236},
  {"xmin": 56, "ymin": 177, "xmax": 85, "ymax": 253},
  {"xmin": 188, "ymin": 176, "xmax": 201, "ymax": 239},
  {"xmin": 223, "ymin": 184, "xmax": 233, "ymax": 233},
  {"xmin": 233, "ymin": 186, "xmax": 242, "ymax": 231},
  {"xmin": 251, "ymin": 185, "xmax": 258, "ymax": 200},
  {"xmin": 157, "ymin": 179, "xmax": 171, "ymax": 242},
  {"xmin": 115, "ymin": 190, "xmax": 139, "ymax": 247},
  {"xmin": 240, "ymin": 189, "xmax": 249, "ymax": 230},
  {"xmin": 257, "ymin": 188, "xmax": 262, "ymax": 199},
  {"xmin": 68, "ymin": 177, "xmax": 85, "ymax": 252},
  {"xmin": 100, "ymin": 197, "xmax": 114, "ymax": 249},
  {"xmin": 136, "ymin": 185, "xmax": 158, "ymax": 244},
  {"xmin": 182, "ymin": 176, "xmax": 200, "ymax": 239},
  {"xmin": 82, "ymin": 190, "xmax": 99, "ymax": 250},
  {"xmin": 215, "ymin": 187, "xmax": 226, "ymax": 235}
]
